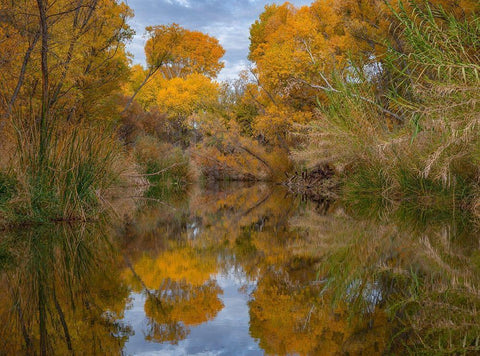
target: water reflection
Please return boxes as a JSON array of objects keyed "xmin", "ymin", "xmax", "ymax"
[
  {"xmin": 118, "ymin": 183, "xmax": 389, "ymax": 355},
  {"xmin": 1, "ymin": 182, "xmax": 479, "ymax": 355},
  {"xmin": 0, "ymin": 224, "xmax": 131, "ymax": 355}
]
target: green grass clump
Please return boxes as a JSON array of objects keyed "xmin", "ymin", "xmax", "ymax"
[
  {"xmin": 0, "ymin": 172, "xmax": 17, "ymax": 205},
  {"xmin": 1, "ymin": 118, "xmax": 125, "ymax": 226},
  {"xmin": 343, "ymin": 162, "xmax": 394, "ymax": 219},
  {"xmin": 343, "ymin": 159, "xmax": 475, "ymax": 231}
]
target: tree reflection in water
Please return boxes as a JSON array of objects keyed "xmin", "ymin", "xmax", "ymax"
[
  {"xmin": 119, "ymin": 183, "xmax": 391, "ymax": 354},
  {"xmin": 1, "ymin": 182, "xmax": 479, "ymax": 355},
  {"xmin": 0, "ymin": 223, "xmax": 131, "ymax": 355}
]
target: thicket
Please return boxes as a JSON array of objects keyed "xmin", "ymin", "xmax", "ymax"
[
  {"xmin": 235, "ymin": 0, "xmax": 479, "ymax": 213},
  {"xmin": 0, "ymin": 0, "xmax": 137, "ymax": 226},
  {"xmin": 302, "ymin": 2, "xmax": 480, "ymax": 214}
]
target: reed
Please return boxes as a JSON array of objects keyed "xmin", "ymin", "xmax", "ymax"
[{"xmin": 0, "ymin": 113, "xmax": 125, "ymax": 225}]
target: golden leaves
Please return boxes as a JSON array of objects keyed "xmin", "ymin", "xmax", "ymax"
[
  {"xmin": 156, "ymin": 74, "xmax": 219, "ymax": 118},
  {"xmin": 145, "ymin": 23, "xmax": 225, "ymax": 78}
]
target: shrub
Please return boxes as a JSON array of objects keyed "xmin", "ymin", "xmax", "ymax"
[{"xmin": 134, "ymin": 135, "xmax": 191, "ymax": 198}]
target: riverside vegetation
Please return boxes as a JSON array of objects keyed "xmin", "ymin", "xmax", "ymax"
[
  {"xmin": 0, "ymin": 0, "xmax": 479, "ymax": 354},
  {"xmin": 0, "ymin": 0, "xmax": 479, "ymax": 222}
]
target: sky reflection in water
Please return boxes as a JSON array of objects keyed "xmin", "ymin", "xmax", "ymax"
[
  {"xmin": 122, "ymin": 269, "xmax": 261, "ymax": 356},
  {"xmin": 2, "ymin": 182, "xmax": 478, "ymax": 355}
]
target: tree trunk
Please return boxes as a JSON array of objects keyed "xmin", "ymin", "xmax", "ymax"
[
  {"xmin": 37, "ymin": 0, "xmax": 49, "ymax": 121},
  {"xmin": 36, "ymin": 0, "xmax": 50, "ymax": 165},
  {"xmin": 0, "ymin": 31, "xmax": 40, "ymax": 135},
  {"xmin": 122, "ymin": 67, "xmax": 159, "ymax": 113}
]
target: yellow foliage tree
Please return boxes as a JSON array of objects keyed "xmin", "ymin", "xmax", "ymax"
[
  {"xmin": 156, "ymin": 74, "xmax": 219, "ymax": 119},
  {"xmin": 0, "ymin": 0, "xmax": 133, "ymax": 125},
  {"xmin": 124, "ymin": 23, "xmax": 225, "ymax": 111}
]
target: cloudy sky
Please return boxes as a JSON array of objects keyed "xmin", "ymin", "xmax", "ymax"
[{"xmin": 125, "ymin": 0, "xmax": 312, "ymax": 81}]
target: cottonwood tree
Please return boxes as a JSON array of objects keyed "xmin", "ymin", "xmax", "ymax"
[
  {"xmin": 0, "ymin": 0, "xmax": 133, "ymax": 134},
  {"xmin": 124, "ymin": 23, "xmax": 225, "ymax": 111}
]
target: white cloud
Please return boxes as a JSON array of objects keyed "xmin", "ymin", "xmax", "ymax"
[
  {"xmin": 218, "ymin": 59, "xmax": 249, "ymax": 81},
  {"xmin": 165, "ymin": 0, "xmax": 191, "ymax": 7}
]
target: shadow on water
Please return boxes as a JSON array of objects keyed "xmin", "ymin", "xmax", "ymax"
[{"xmin": 1, "ymin": 182, "xmax": 480, "ymax": 355}]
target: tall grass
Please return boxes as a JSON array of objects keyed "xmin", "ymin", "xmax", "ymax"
[{"xmin": 0, "ymin": 113, "xmax": 126, "ymax": 225}]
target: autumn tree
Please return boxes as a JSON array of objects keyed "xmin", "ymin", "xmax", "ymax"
[
  {"xmin": 0, "ymin": 0, "xmax": 136, "ymax": 223},
  {"xmin": 0, "ymin": 0, "xmax": 133, "ymax": 126},
  {"xmin": 124, "ymin": 24, "xmax": 225, "ymax": 111}
]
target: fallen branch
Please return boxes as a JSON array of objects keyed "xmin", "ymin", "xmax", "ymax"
[
  {"xmin": 124, "ymin": 162, "xmax": 186, "ymax": 178},
  {"xmin": 238, "ymin": 145, "xmax": 273, "ymax": 174}
]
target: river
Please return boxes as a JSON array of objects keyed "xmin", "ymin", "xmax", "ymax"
[{"xmin": 0, "ymin": 182, "xmax": 479, "ymax": 355}]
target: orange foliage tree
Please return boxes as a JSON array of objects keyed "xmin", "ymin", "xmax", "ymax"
[{"xmin": 244, "ymin": 0, "xmax": 479, "ymax": 153}]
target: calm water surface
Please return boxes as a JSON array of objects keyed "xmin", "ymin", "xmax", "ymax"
[{"xmin": 1, "ymin": 183, "xmax": 479, "ymax": 355}]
